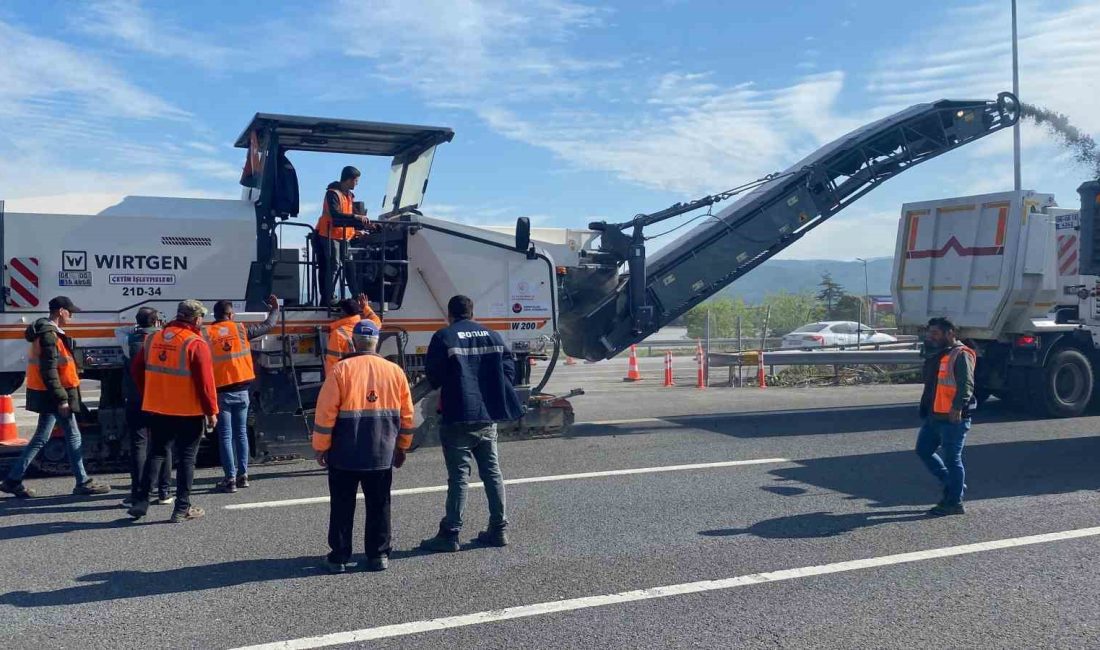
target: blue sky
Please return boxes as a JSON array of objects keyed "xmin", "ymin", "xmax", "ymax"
[{"xmin": 1, "ymin": 0, "xmax": 1097, "ymax": 260}]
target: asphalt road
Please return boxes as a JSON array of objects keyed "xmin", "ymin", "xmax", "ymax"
[{"xmin": 1, "ymin": 361, "xmax": 1098, "ymax": 649}]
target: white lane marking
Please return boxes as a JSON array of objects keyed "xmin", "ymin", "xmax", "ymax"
[
  {"xmin": 231, "ymin": 525, "xmax": 1100, "ymax": 649},
  {"xmin": 224, "ymin": 458, "xmax": 789, "ymax": 510}
]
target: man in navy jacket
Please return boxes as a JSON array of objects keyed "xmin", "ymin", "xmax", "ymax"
[{"xmin": 421, "ymin": 295, "xmax": 523, "ymax": 551}]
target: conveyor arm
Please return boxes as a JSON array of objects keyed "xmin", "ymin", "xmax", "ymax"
[{"xmin": 559, "ymin": 93, "xmax": 1020, "ymax": 361}]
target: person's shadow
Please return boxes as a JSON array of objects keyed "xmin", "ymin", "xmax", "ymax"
[
  {"xmin": 0, "ymin": 556, "xmax": 325, "ymax": 607},
  {"xmin": 701, "ymin": 509, "xmax": 931, "ymax": 540}
]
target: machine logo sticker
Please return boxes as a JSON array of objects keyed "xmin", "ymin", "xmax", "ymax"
[
  {"xmin": 59, "ymin": 250, "xmax": 92, "ymax": 286},
  {"xmin": 61, "ymin": 251, "xmax": 87, "ymax": 271},
  {"xmin": 367, "ymin": 390, "xmax": 378, "ymax": 403}
]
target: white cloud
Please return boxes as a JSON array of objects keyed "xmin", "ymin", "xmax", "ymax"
[
  {"xmin": 1, "ymin": 161, "xmax": 232, "ymax": 214},
  {"xmin": 0, "ymin": 18, "xmax": 236, "ymax": 211},
  {"xmin": 0, "ymin": 19, "xmax": 186, "ymax": 121},
  {"xmin": 866, "ymin": 0, "xmax": 1100, "ymax": 133},
  {"xmin": 337, "ymin": 0, "xmax": 609, "ymax": 101},
  {"xmin": 77, "ymin": 0, "xmax": 235, "ymax": 69}
]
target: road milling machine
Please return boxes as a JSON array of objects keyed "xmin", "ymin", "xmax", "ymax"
[{"xmin": 0, "ymin": 93, "xmax": 1020, "ymax": 472}]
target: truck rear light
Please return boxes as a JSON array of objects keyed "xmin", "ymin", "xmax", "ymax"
[{"xmin": 1014, "ymin": 335, "xmax": 1039, "ymax": 348}]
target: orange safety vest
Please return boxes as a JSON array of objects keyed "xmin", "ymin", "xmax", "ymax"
[
  {"xmin": 204, "ymin": 321, "xmax": 255, "ymax": 388},
  {"xmin": 312, "ymin": 353, "xmax": 415, "ymax": 470},
  {"xmin": 26, "ymin": 335, "xmax": 80, "ymax": 390},
  {"xmin": 933, "ymin": 345, "xmax": 976, "ymax": 414},
  {"xmin": 142, "ymin": 325, "xmax": 205, "ymax": 416},
  {"xmin": 317, "ymin": 188, "xmax": 357, "ymax": 241},
  {"xmin": 324, "ymin": 315, "xmax": 360, "ymax": 375}
]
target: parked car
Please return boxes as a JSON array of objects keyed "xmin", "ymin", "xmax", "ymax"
[{"xmin": 781, "ymin": 321, "xmax": 897, "ymax": 349}]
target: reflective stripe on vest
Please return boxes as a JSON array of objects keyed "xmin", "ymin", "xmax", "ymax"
[
  {"xmin": 317, "ymin": 189, "xmax": 356, "ymax": 240},
  {"xmin": 204, "ymin": 321, "xmax": 255, "ymax": 387},
  {"xmin": 26, "ymin": 336, "xmax": 80, "ymax": 390},
  {"xmin": 933, "ymin": 346, "xmax": 976, "ymax": 414},
  {"xmin": 142, "ymin": 325, "xmax": 204, "ymax": 416}
]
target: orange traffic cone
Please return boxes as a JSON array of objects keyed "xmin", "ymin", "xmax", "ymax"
[
  {"xmin": 623, "ymin": 345, "xmax": 642, "ymax": 382},
  {"xmin": 0, "ymin": 395, "xmax": 26, "ymax": 446},
  {"xmin": 757, "ymin": 351, "xmax": 767, "ymax": 389},
  {"xmin": 696, "ymin": 349, "xmax": 706, "ymax": 389},
  {"xmin": 565, "ymin": 356, "xmax": 577, "ymax": 366},
  {"xmin": 663, "ymin": 351, "xmax": 675, "ymax": 387}
]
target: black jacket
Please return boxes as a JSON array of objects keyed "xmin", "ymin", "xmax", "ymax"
[
  {"xmin": 24, "ymin": 319, "xmax": 81, "ymax": 414},
  {"xmin": 425, "ymin": 319, "xmax": 524, "ymax": 425}
]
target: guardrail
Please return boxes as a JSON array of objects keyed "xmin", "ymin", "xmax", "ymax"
[
  {"xmin": 707, "ymin": 347, "xmax": 922, "ymax": 368},
  {"xmin": 637, "ymin": 335, "xmax": 918, "ymax": 356}
]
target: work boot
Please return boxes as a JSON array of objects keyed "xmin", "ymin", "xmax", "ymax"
[
  {"xmin": 170, "ymin": 506, "xmax": 205, "ymax": 523},
  {"xmin": 475, "ymin": 528, "xmax": 509, "ymax": 547},
  {"xmin": 73, "ymin": 479, "xmax": 110, "ymax": 495},
  {"xmin": 420, "ymin": 532, "xmax": 460, "ymax": 553},
  {"xmin": 928, "ymin": 503, "xmax": 965, "ymax": 517},
  {"xmin": 326, "ymin": 560, "xmax": 349, "ymax": 575},
  {"xmin": 236, "ymin": 475, "xmax": 250, "ymax": 489},
  {"xmin": 364, "ymin": 556, "xmax": 389, "ymax": 572},
  {"xmin": 127, "ymin": 500, "xmax": 150, "ymax": 520},
  {"xmin": 215, "ymin": 478, "xmax": 238, "ymax": 494},
  {"xmin": 0, "ymin": 479, "xmax": 36, "ymax": 498}
]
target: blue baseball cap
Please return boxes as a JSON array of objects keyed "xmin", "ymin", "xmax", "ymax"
[{"xmin": 353, "ymin": 319, "xmax": 380, "ymax": 338}]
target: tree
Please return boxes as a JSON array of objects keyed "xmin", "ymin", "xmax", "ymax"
[
  {"xmin": 836, "ymin": 294, "xmax": 864, "ymax": 323},
  {"xmin": 683, "ymin": 297, "xmax": 756, "ymax": 339},
  {"xmin": 816, "ymin": 272, "xmax": 847, "ymax": 320},
  {"xmin": 761, "ymin": 292, "xmax": 818, "ymax": 336}
]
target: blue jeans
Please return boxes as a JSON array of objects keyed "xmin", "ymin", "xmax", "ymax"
[
  {"xmin": 215, "ymin": 390, "xmax": 250, "ymax": 480},
  {"xmin": 440, "ymin": 423, "xmax": 507, "ymax": 534},
  {"xmin": 7, "ymin": 411, "xmax": 90, "ymax": 487},
  {"xmin": 915, "ymin": 417, "xmax": 970, "ymax": 505}
]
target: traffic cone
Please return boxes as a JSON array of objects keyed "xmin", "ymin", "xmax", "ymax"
[
  {"xmin": 623, "ymin": 345, "xmax": 642, "ymax": 382},
  {"xmin": 565, "ymin": 356, "xmax": 577, "ymax": 366},
  {"xmin": 0, "ymin": 395, "xmax": 26, "ymax": 446},
  {"xmin": 757, "ymin": 351, "xmax": 767, "ymax": 389},
  {"xmin": 663, "ymin": 351, "xmax": 675, "ymax": 387},
  {"xmin": 696, "ymin": 349, "xmax": 706, "ymax": 389}
]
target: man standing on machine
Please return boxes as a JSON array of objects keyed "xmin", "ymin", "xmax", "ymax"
[{"xmin": 316, "ymin": 166, "xmax": 370, "ymax": 304}]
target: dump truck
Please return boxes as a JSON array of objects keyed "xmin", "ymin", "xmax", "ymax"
[{"xmin": 893, "ymin": 181, "xmax": 1100, "ymax": 417}]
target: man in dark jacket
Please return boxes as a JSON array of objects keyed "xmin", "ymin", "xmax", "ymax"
[
  {"xmin": 916, "ymin": 317, "xmax": 976, "ymax": 517},
  {"xmin": 420, "ymin": 295, "xmax": 524, "ymax": 552},
  {"xmin": 121, "ymin": 307, "xmax": 172, "ymax": 507},
  {"xmin": 0, "ymin": 296, "xmax": 110, "ymax": 498}
]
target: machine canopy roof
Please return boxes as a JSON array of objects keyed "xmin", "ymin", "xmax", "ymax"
[{"xmin": 234, "ymin": 113, "xmax": 454, "ymax": 158}]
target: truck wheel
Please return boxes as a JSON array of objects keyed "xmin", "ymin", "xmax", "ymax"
[{"xmin": 1029, "ymin": 348, "xmax": 1093, "ymax": 418}]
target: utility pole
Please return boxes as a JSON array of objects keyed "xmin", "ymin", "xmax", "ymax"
[
  {"xmin": 855, "ymin": 257, "xmax": 870, "ymax": 342},
  {"xmin": 1011, "ymin": 0, "xmax": 1022, "ymax": 192}
]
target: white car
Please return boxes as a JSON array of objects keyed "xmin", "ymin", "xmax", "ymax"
[{"xmin": 781, "ymin": 321, "xmax": 897, "ymax": 349}]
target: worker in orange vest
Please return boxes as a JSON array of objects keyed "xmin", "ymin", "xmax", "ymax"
[
  {"xmin": 316, "ymin": 166, "xmax": 370, "ymax": 304},
  {"xmin": 1, "ymin": 296, "xmax": 110, "ymax": 498},
  {"xmin": 206, "ymin": 294, "xmax": 280, "ymax": 494},
  {"xmin": 325, "ymin": 293, "xmax": 382, "ymax": 376},
  {"xmin": 313, "ymin": 319, "xmax": 415, "ymax": 573},
  {"xmin": 127, "ymin": 299, "xmax": 219, "ymax": 523},
  {"xmin": 915, "ymin": 316, "xmax": 976, "ymax": 517}
]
